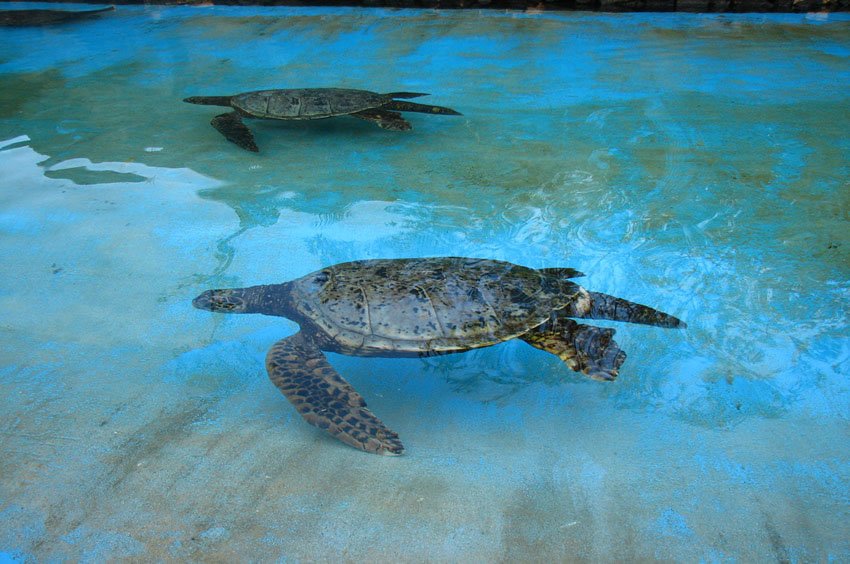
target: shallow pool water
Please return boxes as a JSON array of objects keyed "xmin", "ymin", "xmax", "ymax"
[{"xmin": 1, "ymin": 5, "xmax": 849, "ymax": 560}]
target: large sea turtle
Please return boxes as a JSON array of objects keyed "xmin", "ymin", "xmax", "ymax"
[
  {"xmin": 193, "ymin": 257, "xmax": 685, "ymax": 455},
  {"xmin": 183, "ymin": 88, "xmax": 461, "ymax": 152}
]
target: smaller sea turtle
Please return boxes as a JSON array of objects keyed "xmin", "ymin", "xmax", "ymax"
[
  {"xmin": 183, "ymin": 88, "xmax": 461, "ymax": 152},
  {"xmin": 0, "ymin": 6, "xmax": 113, "ymax": 26},
  {"xmin": 193, "ymin": 257, "xmax": 686, "ymax": 455}
]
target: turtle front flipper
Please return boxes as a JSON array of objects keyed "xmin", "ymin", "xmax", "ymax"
[
  {"xmin": 211, "ymin": 111, "xmax": 258, "ymax": 152},
  {"xmin": 266, "ymin": 332, "xmax": 404, "ymax": 455},
  {"xmin": 520, "ymin": 319, "xmax": 626, "ymax": 382},
  {"xmin": 351, "ymin": 109, "xmax": 412, "ymax": 131}
]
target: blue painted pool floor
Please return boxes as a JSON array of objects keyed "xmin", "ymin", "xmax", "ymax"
[{"xmin": 1, "ymin": 6, "xmax": 849, "ymax": 561}]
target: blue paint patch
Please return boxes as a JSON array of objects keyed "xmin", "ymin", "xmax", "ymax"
[
  {"xmin": 767, "ymin": 460, "xmax": 849, "ymax": 504},
  {"xmin": 0, "ymin": 213, "xmax": 43, "ymax": 236},
  {"xmin": 0, "ymin": 505, "xmax": 45, "ymax": 562},
  {"xmin": 167, "ymin": 321, "xmax": 283, "ymax": 367},
  {"xmin": 701, "ymin": 548, "xmax": 733, "ymax": 563},
  {"xmin": 655, "ymin": 508, "xmax": 696, "ymax": 538},
  {"xmin": 815, "ymin": 42, "xmax": 850, "ymax": 57},
  {"xmin": 58, "ymin": 526, "xmax": 145, "ymax": 560},
  {"xmin": 198, "ymin": 526, "xmax": 229, "ymax": 541},
  {"xmin": 792, "ymin": 337, "xmax": 850, "ymax": 419},
  {"xmin": 166, "ymin": 340, "xmax": 262, "ymax": 384}
]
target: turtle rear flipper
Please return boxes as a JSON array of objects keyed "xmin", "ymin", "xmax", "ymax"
[
  {"xmin": 266, "ymin": 332, "xmax": 404, "ymax": 455},
  {"xmin": 571, "ymin": 291, "xmax": 686, "ymax": 329},
  {"xmin": 351, "ymin": 109, "xmax": 412, "ymax": 131},
  {"xmin": 383, "ymin": 100, "xmax": 462, "ymax": 116},
  {"xmin": 521, "ymin": 319, "xmax": 626, "ymax": 382},
  {"xmin": 211, "ymin": 111, "xmax": 258, "ymax": 152}
]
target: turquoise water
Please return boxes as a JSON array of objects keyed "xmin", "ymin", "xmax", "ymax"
[{"xmin": 1, "ymin": 4, "xmax": 849, "ymax": 560}]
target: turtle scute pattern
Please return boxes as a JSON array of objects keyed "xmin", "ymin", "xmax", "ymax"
[
  {"xmin": 233, "ymin": 89, "xmax": 388, "ymax": 120},
  {"xmin": 289, "ymin": 258, "xmax": 569, "ymax": 354}
]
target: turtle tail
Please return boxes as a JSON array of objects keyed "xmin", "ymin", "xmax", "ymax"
[
  {"xmin": 183, "ymin": 96, "xmax": 233, "ymax": 107},
  {"xmin": 578, "ymin": 291, "xmax": 686, "ymax": 329}
]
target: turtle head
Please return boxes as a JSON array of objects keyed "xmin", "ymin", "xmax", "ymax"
[
  {"xmin": 183, "ymin": 95, "xmax": 234, "ymax": 107},
  {"xmin": 193, "ymin": 284, "xmax": 293, "ymax": 316}
]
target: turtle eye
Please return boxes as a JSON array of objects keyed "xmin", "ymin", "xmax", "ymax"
[{"xmin": 314, "ymin": 271, "xmax": 330, "ymax": 285}]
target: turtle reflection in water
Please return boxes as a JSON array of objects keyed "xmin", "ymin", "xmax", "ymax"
[
  {"xmin": 193, "ymin": 257, "xmax": 685, "ymax": 455},
  {"xmin": 183, "ymin": 88, "xmax": 461, "ymax": 152}
]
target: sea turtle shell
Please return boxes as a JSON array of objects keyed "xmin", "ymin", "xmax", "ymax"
[
  {"xmin": 285, "ymin": 257, "xmax": 583, "ymax": 355},
  {"xmin": 231, "ymin": 88, "xmax": 389, "ymax": 120}
]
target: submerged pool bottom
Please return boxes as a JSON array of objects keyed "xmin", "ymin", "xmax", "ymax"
[{"xmin": 1, "ymin": 5, "xmax": 849, "ymax": 562}]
